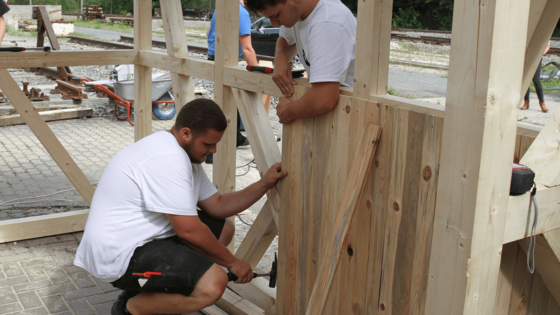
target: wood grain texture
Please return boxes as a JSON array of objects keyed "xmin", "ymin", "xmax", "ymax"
[
  {"xmin": 0, "ymin": 69, "xmax": 95, "ymax": 205},
  {"xmin": 0, "ymin": 108, "xmax": 92, "ymax": 127},
  {"xmin": 520, "ymin": 106, "xmax": 560, "ymax": 186},
  {"xmin": 215, "ymin": 288, "xmax": 265, "ymax": 315},
  {"xmin": 133, "ymin": 0, "xmax": 152, "ymax": 141},
  {"xmin": 138, "ymin": 51, "xmax": 214, "ymax": 82},
  {"xmin": 494, "ymin": 242, "xmax": 518, "ymax": 315},
  {"xmin": 305, "ymin": 124, "xmax": 382, "ymax": 315},
  {"xmin": 0, "ymin": 210, "xmax": 89, "ymax": 243},
  {"xmin": 425, "ymin": 0, "xmax": 531, "ymax": 313},
  {"xmin": 228, "ymin": 277, "xmax": 276, "ymax": 315},
  {"xmin": 160, "ymin": 0, "xmax": 195, "ymax": 112},
  {"xmin": 527, "ymin": 272, "xmax": 550, "ymax": 315},
  {"xmin": 509, "ymin": 243, "xmax": 535, "ymax": 315},
  {"xmin": 0, "ymin": 50, "xmax": 138, "ymax": 69}
]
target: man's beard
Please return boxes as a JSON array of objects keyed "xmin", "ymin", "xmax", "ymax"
[{"xmin": 181, "ymin": 142, "xmax": 204, "ymax": 164}]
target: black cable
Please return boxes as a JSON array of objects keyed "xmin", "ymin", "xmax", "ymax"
[{"xmin": 236, "ymin": 214, "xmax": 253, "ymax": 226}]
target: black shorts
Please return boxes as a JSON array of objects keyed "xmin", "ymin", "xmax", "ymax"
[{"xmin": 111, "ymin": 211, "xmax": 225, "ymax": 296}]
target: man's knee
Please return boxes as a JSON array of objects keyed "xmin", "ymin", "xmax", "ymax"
[{"xmin": 195, "ymin": 264, "xmax": 228, "ymax": 305}]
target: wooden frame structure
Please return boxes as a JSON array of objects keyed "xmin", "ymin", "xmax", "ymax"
[{"xmin": 1, "ymin": 0, "xmax": 560, "ymax": 314}]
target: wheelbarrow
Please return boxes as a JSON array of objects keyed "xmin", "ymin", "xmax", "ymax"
[{"xmin": 93, "ymin": 73, "xmax": 175, "ymax": 126}]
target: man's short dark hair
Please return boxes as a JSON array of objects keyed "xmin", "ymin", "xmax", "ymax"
[
  {"xmin": 244, "ymin": 0, "xmax": 286, "ymax": 13},
  {"xmin": 173, "ymin": 99, "xmax": 227, "ymax": 135}
]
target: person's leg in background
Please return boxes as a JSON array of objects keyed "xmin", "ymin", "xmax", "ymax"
[{"xmin": 533, "ymin": 61, "xmax": 548, "ymax": 112}]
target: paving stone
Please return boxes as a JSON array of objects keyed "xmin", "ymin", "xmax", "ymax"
[
  {"xmin": 2, "ymin": 263, "xmax": 24, "ymax": 278},
  {"xmin": 0, "ymin": 253, "xmax": 34, "ymax": 264},
  {"xmin": 19, "ymin": 257, "xmax": 54, "ymax": 268},
  {"xmin": 12, "ymin": 280, "xmax": 52, "ymax": 293},
  {"xmin": 6, "ymin": 244, "xmax": 31, "ymax": 255},
  {"xmin": 4, "ymin": 307, "xmax": 49, "ymax": 315},
  {"xmin": 62, "ymin": 265, "xmax": 83, "ymax": 275},
  {"xmin": 46, "ymin": 269, "xmax": 71, "ymax": 285},
  {"xmin": 68, "ymin": 271, "xmax": 95, "ymax": 289},
  {"xmin": 0, "ymin": 303, "xmax": 22, "ymax": 314},
  {"xmin": 0, "ymin": 276, "xmax": 28, "ymax": 288},
  {"xmin": 17, "ymin": 291, "xmax": 42, "ymax": 309},
  {"xmin": 36, "ymin": 283, "xmax": 76, "ymax": 297},
  {"xmin": 91, "ymin": 277, "xmax": 118, "ymax": 293},
  {"xmin": 62, "ymin": 287, "xmax": 101, "ymax": 301},
  {"xmin": 93, "ymin": 301, "xmax": 113, "ymax": 315},
  {"xmin": 0, "ymin": 287, "xmax": 18, "ymax": 305},
  {"xmin": 40, "ymin": 295, "xmax": 68, "ymax": 313},
  {"xmin": 0, "ymin": 244, "xmax": 12, "ymax": 257},
  {"xmin": 86, "ymin": 290, "xmax": 120, "ymax": 305},
  {"xmin": 67, "ymin": 298, "xmax": 95, "ymax": 315},
  {"xmin": 27, "ymin": 245, "xmax": 52, "ymax": 258}
]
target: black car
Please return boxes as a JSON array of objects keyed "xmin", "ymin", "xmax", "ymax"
[{"xmin": 251, "ymin": 17, "xmax": 280, "ymax": 57}]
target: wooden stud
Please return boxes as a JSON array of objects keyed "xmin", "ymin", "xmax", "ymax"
[
  {"xmin": 228, "ymin": 277, "xmax": 276, "ymax": 315},
  {"xmin": 0, "ymin": 50, "xmax": 137, "ymax": 69},
  {"xmin": 0, "ymin": 69, "xmax": 95, "ymax": 205},
  {"xmin": 133, "ymin": 0, "xmax": 152, "ymax": 141},
  {"xmin": 215, "ymin": 288, "xmax": 265, "ymax": 315},
  {"xmin": 509, "ymin": 243, "xmax": 534, "ymax": 313},
  {"xmin": 0, "ymin": 108, "xmax": 93, "ymax": 127},
  {"xmin": 160, "ymin": 0, "xmax": 195, "ymax": 113},
  {"xmin": 527, "ymin": 272, "xmax": 550, "ymax": 315},
  {"xmin": 425, "ymin": 0, "xmax": 531, "ymax": 313},
  {"xmin": 305, "ymin": 124, "xmax": 382, "ymax": 315},
  {"xmin": 138, "ymin": 51, "xmax": 214, "ymax": 82},
  {"xmin": 0, "ymin": 210, "xmax": 89, "ymax": 243},
  {"xmin": 494, "ymin": 242, "xmax": 518, "ymax": 315},
  {"xmin": 352, "ymin": 0, "xmax": 393, "ymax": 99}
]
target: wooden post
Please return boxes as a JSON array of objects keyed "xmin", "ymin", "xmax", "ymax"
[
  {"xmin": 352, "ymin": 0, "xmax": 393, "ymax": 99},
  {"xmin": 213, "ymin": 0, "xmax": 239, "ymax": 252},
  {"xmin": 160, "ymin": 0, "xmax": 195, "ymax": 113},
  {"xmin": 133, "ymin": 0, "xmax": 153, "ymax": 142},
  {"xmin": 425, "ymin": 0, "xmax": 531, "ymax": 313}
]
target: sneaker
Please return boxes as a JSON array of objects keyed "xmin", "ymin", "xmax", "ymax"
[
  {"xmin": 237, "ymin": 136, "xmax": 250, "ymax": 147},
  {"xmin": 111, "ymin": 291, "xmax": 137, "ymax": 315}
]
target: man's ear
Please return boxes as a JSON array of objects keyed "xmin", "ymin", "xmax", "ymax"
[{"xmin": 181, "ymin": 127, "xmax": 193, "ymax": 142}]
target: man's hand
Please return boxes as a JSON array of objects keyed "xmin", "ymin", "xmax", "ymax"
[
  {"xmin": 272, "ymin": 57, "xmax": 296, "ymax": 97},
  {"xmin": 261, "ymin": 163, "xmax": 288, "ymax": 190},
  {"xmin": 228, "ymin": 258, "xmax": 254, "ymax": 284},
  {"xmin": 276, "ymin": 97, "xmax": 296, "ymax": 124}
]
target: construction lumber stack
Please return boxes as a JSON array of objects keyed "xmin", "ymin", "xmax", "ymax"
[{"xmin": 83, "ymin": 5, "xmax": 105, "ymax": 21}]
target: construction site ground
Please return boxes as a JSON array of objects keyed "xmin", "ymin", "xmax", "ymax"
[{"xmin": 1, "ymin": 31, "xmax": 559, "ymax": 314}]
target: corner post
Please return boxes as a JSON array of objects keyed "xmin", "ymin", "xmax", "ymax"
[
  {"xmin": 134, "ymin": 0, "xmax": 153, "ymax": 141},
  {"xmin": 425, "ymin": 0, "xmax": 531, "ymax": 313}
]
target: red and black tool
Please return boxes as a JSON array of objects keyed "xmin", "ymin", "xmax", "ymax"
[
  {"xmin": 0, "ymin": 46, "xmax": 51, "ymax": 52},
  {"xmin": 246, "ymin": 65, "xmax": 305, "ymax": 78},
  {"xmin": 227, "ymin": 253, "xmax": 277, "ymax": 288}
]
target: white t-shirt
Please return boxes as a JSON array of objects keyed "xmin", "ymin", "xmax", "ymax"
[
  {"xmin": 74, "ymin": 131, "xmax": 218, "ymax": 282},
  {"xmin": 279, "ymin": 0, "xmax": 356, "ymax": 87}
]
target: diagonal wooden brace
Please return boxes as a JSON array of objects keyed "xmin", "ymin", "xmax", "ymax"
[{"xmin": 305, "ymin": 123, "xmax": 382, "ymax": 315}]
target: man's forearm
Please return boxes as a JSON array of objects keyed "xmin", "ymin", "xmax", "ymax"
[
  {"xmin": 206, "ymin": 180, "xmax": 268, "ymax": 219},
  {"xmin": 275, "ymin": 37, "xmax": 298, "ymax": 63},
  {"xmin": 285, "ymin": 83, "xmax": 340, "ymax": 120},
  {"xmin": 242, "ymin": 48, "xmax": 258, "ymax": 66}
]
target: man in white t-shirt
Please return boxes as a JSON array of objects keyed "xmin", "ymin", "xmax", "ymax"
[
  {"xmin": 74, "ymin": 98, "xmax": 287, "ymax": 315},
  {"xmin": 245, "ymin": 0, "xmax": 356, "ymax": 124}
]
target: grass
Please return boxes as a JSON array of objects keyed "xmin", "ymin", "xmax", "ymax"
[
  {"xmin": 387, "ymin": 87, "xmax": 398, "ymax": 96},
  {"xmin": 73, "ymin": 19, "xmax": 134, "ymax": 34},
  {"xmin": 6, "ymin": 25, "xmax": 38, "ymax": 38},
  {"xmin": 73, "ymin": 32, "xmax": 108, "ymax": 41}
]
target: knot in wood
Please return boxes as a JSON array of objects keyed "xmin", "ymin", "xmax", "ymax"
[
  {"xmin": 366, "ymin": 200, "xmax": 372, "ymax": 209},
  {"xmin": 347, "ymin": 245, "xmax": 354, "ymax": 257},
  {"xmin": 352, "ymin": 302, "xmax": 361, "ymax": 314},
  {"xmin": 374, "ymin": 160, "xmax": 379, "ymax": 168},
  {"xmin": 380, "ymin": 303, "xmax": 385, "ymax": 311},
  {"xmin": 345, "ymin": 105, "xmax": 351, "ymax": 113},
  {"xmin": 422, "ymin": 165, "xmax": 432, "ymax": 181},
  {"xmin": 393, "ymin": 202, "xmax": 399, "ymax": 211}
]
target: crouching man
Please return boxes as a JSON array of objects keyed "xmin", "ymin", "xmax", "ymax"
[{"xmin": 74, "ymin": 99, "xmax": 287, "ymax": 315}]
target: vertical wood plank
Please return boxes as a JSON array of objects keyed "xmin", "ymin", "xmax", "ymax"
[
  {"xmin": 527, "ymin": 273, "xmax": 549, "ymax": 315},
  {"xmin": 133, "ymin": 0, "xmax": 152, "ymax": 141},
  {"xmin": 212, "ymin": 0, "xmax": 239, "ymax": 252},
  {"xmin": 352, "ymin": 0, "xmax": 393, "ymax": 99},
  {"xmin": 494, "ymin": 242, "xmax": 518, "ymax": 315},
  {"xmin": 425, "ymin": 0, "xmax": 531, "ymax": 313},
  {"xmin": 508, "ymin": 244, "xmax": 534, "ymax": 315},
  {"xmin": 364, "ymin": 103, "xmax": 394, "ymax": 314},
  {"xmin": 0, "ymin": 70, "xmax": 95, "ymax": 204},
  {"xmin": 408, "ymin": 115, "xmax": 444, "ymax": 315},
  {"xmin": 546, "ymin": 292, "xmax": 560, "ymax": 315},
  {"xmin": 160, "ymin": 0, "xmax": 195, "ymax": 112},
  {"xmin": 378, "ymin": 107, "xmax": 410, "ymax": 314}
]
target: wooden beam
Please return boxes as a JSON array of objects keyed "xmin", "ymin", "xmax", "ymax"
[
  {"xmin": 213, "ymin": 0, "xmax": 240, "ymax": 252},
  {"xmin": 160, "ymin": 0, "xmax": 195, "ymax": 112},
  {"xmin": 0, "ymin": 108, "xmax": 93, "ymax": 127},
  {"xmin": 133, "ymin": 0, "xmax": 152, "ymax": 141},
  {"xmin": 235, "ymin": 200, "xmax": 278, "ymax": 269},
  {"xmin": 0, "ymin": 50, "xmax": 137, "ymax": 69},
  {"xmin": 305, "ymin": 124, "xmax": 382, "ymax": 315},
  {"xmin": 521, "ymin": 0, "xmax": 560, "ymax": 94},
  {"xmin": 0, "ymin": 210, "xmax": 89, "ymax": 243},
  {"xmin": 519, "ymin": 235, "xmax": 560, "ymax": 306},
  {"xmin": 0, "ymin": 69, "xmax": 95, "ymax": 205},
  {"xmin": 201, "ymin": 305, "xmax": 229, "ymax": 315},
  {"xmin": 215, "ymin": 288, "xmax": 265, "ymax": 315},
  {"xmin": 504, "ymin": 185, "xmax": 560, "ymax": 244},
  {"xmin": 228, "ymin": 278, "xmax": 276, "ymax": 315},
  {"xmin": 352, "ymin": 0, "xmax": 392, "ymax": 99},
  {"xmin": 0, "ymin": 104, "xmax": 78, "ymax": 116},
  {"xmin": 232, "ymin": 88, "xmax": 281, "ymax": 225},
  {"xmin": 425, "ymin": 0, "xmax": 531, "ymax": 313},
  {"xmin": 138, "ymin": 51, "xmax": 214, "ymax": 82},
  {"xmin": 520, "ymin": 107, "xmax": 560, "ymax": 186}
]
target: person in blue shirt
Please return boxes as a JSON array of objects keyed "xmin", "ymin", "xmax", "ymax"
[
  {"xmin": 0, "ymin": 0, "xmax": 10, "ymax": 45},
  {"xmin": 205, "ymin": 0, "xmax": 259, "ymax": 164}
]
